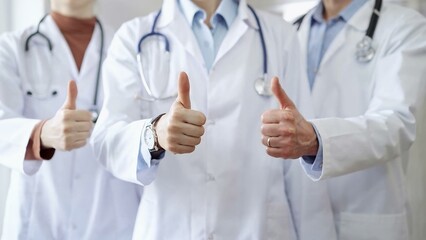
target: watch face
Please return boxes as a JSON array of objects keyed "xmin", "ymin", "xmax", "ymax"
[{"xmin": 144, "ymin": 127, "xmax": 155, "ymax": 149}]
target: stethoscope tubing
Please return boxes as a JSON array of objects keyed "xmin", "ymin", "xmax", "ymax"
[
  {"xmin": 25, "ymin": 14, "xmax": 104, "ymax": 122},
  {"xmin": 136, "ymin": 5, "xmax": 271, "ymax": 99}
]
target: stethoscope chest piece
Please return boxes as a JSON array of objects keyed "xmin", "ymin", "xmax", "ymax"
[
  {"xmin": 254, "ymin": 77, "xmax": 273, "ymax": 97},
  {"xmin": 90, "ymin": 106, "xmax": 99, "ymax": 123},
  {"xmin": 356, "ymin": 36, "xmax": 376, "ymax": 63}
]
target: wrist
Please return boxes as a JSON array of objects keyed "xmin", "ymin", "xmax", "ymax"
[
  {"xmin": 304, "ymin": 123, "xmax": 319, "ymax": 156},
  {"xmin": 144, "ymin": 113, "xmax": 166, "ymax": 159}
]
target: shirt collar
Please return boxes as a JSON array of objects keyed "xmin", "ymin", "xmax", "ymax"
[
  {"xmin": 178, "ymin": 0, "xmax": 238, "ymax": 28},
  {"xmin": 312, "ymin": 0, "xmax": 369, "ymax": 24}
]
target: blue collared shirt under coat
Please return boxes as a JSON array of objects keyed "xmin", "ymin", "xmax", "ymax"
[{"xmin": 179, "ymin": 0, "xmax": 238, "ymax": 70}]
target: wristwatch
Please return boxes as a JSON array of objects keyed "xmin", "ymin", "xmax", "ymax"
[{"xmin": 144, "ymin": 113, "xmax": 166, "ymax": 159}]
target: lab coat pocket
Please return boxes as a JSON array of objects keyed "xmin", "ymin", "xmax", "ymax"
[
  {"xmin": 23, "ymin": 84, "xmax": 61, "ymax": 119},
  {"xmin": 338, "ymin": 212, "xmax": 409, "ymax": 240}
]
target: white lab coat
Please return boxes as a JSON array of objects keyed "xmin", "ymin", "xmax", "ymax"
[
  {"xmin": 298, "ymin": 1, "xmax": 426, "ymax": 239},
  {"xmin": 92, "ymin": 0, "xmax": 336, "ymax": 239},
  {"xmin": 0, "ymin": 16, "xmax": 141, "ymax": 240}
]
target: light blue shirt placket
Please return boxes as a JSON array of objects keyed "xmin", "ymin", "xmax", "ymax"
[
  {"xmin": 307, "ymin": 0, "xmax": 369, "ymax": 89},
  {"xmin": 179, "ymin": 0, "xmax": 238, "ymax": 71}
]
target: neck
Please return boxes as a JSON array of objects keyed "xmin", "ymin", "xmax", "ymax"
[
  {"xmin": 322, "ymin": 0, "xmax": 352, "ymax": 21},
  {"xmin": 192, "ymin": 0, "xmax": 222, "ymax": 27},
  {"xmin": 50, "ymin": 3, "xmax": 95, "ymax": 19}
]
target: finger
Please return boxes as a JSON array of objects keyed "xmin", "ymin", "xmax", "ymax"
[
  {"xmin": 177, "ymin": 72, "xmax": 191, "ymax": 109},
  {"xmin": 182, "ymin": 110, "xmax": 206, "ymax": 126},
  {"xmin": 182, "ymin": 124, "xmax": 205, "ymax": 138},
  {"xmin": 62, "ymin": 122, "xmax": 93, "ymax": 134},
  {"xmin": 261, "ymin": 109, "xmax": 295, "ymax": 124},
  {"xmin": 177, "ymin": 134, "xmax": 202, "ymax": 147},
  {"xmin": 261, "ymin": 124, "xmax": 296, "ymax": 138},
  {"xmin": 271, "ymin": 77, "xmax": 296, "ymax": 110},
  {"xmin": 62, "ymin": 110, "xmax": 93, "ymax": 122},
  {"xmin": 70, "ymin": 140, "xmax": 88, "ymax": 150},
  {"xmin": 266, "ymin": 147, "xmax": 299, "ymax": 159},
  {"xmin": 73, "ymin": 122, "xmax": 94, "ymax": 133},
  {"xmin": 62, "ymin": 80, "xmax": 78, "ymax": 110},
  {"xmin": 169, "ymin": 144, "xmax": 196, "ymax": 154}
]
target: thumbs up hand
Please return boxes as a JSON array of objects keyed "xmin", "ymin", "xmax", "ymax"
[
  {"xmin": 41, "ymin": 80, "xmax": 93, "ymax": 151},
  {"xmin": 155, "ymin": 72, "xmax": 206, "ymax": 154},
  {"xmin": 261, "ymin": 77, "xmax": 318, "ymax": 159}
]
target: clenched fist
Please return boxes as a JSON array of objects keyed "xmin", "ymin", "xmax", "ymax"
[
  {"xmin": 41, "ymin": 80, "xmax": 93, "ymax": 151},
  {"xmin": 155, "ymin": 72, "xmax": 206, "ymax": 154},
  {"xmin": 261, "ymin": 77, "xmax": 318, "ymax": 159}
]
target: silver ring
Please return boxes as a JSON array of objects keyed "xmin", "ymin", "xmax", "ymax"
[{"xmin": 267, "ymin": 137, "xmax": 272, "ymax": 147}]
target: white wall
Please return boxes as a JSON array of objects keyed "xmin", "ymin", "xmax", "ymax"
[{"xmin": 97, "ymin": 0, "xmax": 163, "ymax": 30}]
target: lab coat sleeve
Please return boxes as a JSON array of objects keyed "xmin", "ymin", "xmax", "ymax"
[
  {"xmin": 306, "ymin": 12, "xmax": 426, "ymax": 181},
  {"xmin": 0, "ymin": 33, "xmax": 43, "ymax": 175},
  {"xmin": 91, "ymin": 19, "xmax": 158, "ymax": 186}
]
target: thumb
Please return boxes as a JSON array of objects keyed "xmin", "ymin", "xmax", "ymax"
[
  {"xmin": 176, "ymin": 72, "xmax": 191, "ymax": 109},
  {"xmin": 62, "ymin": 80, "xmax": 78, "ymax": 110},
  {"xmin": 271, "ymin": 77, "xmax": 295, "ymax": 110}
]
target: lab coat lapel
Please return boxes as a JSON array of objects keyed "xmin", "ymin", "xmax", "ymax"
[
  {"xmin": 213, "ymin": 1, "xmax": 252, "ymax": 67},
  {"xmin": 157, "ymin": 0, "xmax": 205, "ymax": 66},
  {"xmin": 318, "ymin": 29, "xmax": 347, "ymax": 68},
  {"xmin": 319, "ymin": 1, "xmax": 372, "ymax": 68},
  {"xmin": 298, "ymin": 10, "xmax": 314, "ymax": 78}
]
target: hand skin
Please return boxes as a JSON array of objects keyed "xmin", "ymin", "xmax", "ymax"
[
  {"xmin": 155, "ymin": 72, "xmax": 207, "ymax": 154},
  {"xmin": 261, "ymin": 77, "xmax": 319, "ymax": 159},
  {"xmin": 41, "ymin": 80, "xmax": 93, "ymax": 151}
]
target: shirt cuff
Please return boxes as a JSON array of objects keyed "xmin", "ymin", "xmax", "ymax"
[
  {"xmin": 136, "ymin": 119, "xmax": 164, "ymax": 185},
  {"xmin": 25, "ymin": 120, "xmax": 55, "ymax": 161}
]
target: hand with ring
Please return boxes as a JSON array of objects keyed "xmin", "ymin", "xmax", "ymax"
[{"xmin": 260, "ymin": 77, "xmax": 318, "ymax": 159}]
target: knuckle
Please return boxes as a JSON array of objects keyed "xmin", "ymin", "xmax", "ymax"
[
  {"xmin": 168, "ymin": 123, "xmax": 180, "ymax": 133},
  {"xmin": 171, "ymin": 110, "xmax": 184, "ymax": 121},
  {"xmin": 62, "ymin": 110, "xmax": 73, "ymax": 120},
  {"xmin": 168, "ymin": 145, "xmax": 178, "ymax": 153},
  {"xmin": 166, "ymin": 136, "xmax": 179, "ymax": 147},
  {"xmin": 261, "ymin": 113, "xmax": 267, "ymax": 123},
  {"xmin": 187, "ymin": 146, "xmax": 196, "ymax": 153},
  {"xmin": 63, "ymin": 125, "xmax": 73, "ymax": 134},
  {"xmin": 282, "ymin": 111, "xmax": 295, "ymax": 121}
]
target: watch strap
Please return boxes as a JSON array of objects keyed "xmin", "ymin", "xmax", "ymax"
[{"xmin": 149, "ymin": 113, "xmax": 166, "ymax": 159}]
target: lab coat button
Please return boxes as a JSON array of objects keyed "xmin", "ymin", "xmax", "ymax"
[
  {"xmin": 208, "ymin": 234, "xmax": 214, "ymax": 240},
  {"xmin": 319, "ymin": 163, "xmax": 323, "ymax": 168}
]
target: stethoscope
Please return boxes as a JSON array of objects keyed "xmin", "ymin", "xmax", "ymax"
[
  {"xmin": 24, "ymin": 14, "xmax": 104, "ymax": 123},
  {"xmin": 294, "ymin": 0, "xmax": 382, "ymax": 63},
  {"xmin": 356, "ymin": 0, "xmax": 382, "ymax": 63},
  {"xmin": 136, "ymin": 5, "xmax": 272, "ymax": 100}
]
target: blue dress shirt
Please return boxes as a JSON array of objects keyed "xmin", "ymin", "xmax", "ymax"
[
  {"xmin": 307, "ymin": 0, "xmax": 368, "ymax": 89},
  {"xmin": 179, "ymin": 0, "xmax": 238, "ymax": 70}
]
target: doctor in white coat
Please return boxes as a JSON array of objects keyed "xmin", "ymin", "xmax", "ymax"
[
  {"xmin": 261, "ymin": 0, "xmax": 426, "ymax": 239},
  {"xmin": 0, "ymin": 0, "xmax": 141, "ymax": 239},
  {"xmin": 92, "ymin": 0, "xmax": 336, "ymax": 239}
]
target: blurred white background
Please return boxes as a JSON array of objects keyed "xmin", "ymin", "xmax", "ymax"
[{"xmin": 0, "ymin": 0, "xmax": 424, "ymax": 237}]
